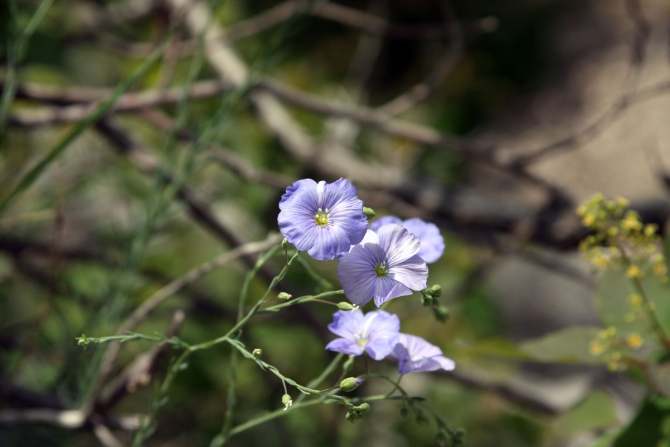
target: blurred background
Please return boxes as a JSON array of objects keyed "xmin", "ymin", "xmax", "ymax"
[{"xmin": 2, "ymin": 0, "xmax": 670, "ymax": 446}]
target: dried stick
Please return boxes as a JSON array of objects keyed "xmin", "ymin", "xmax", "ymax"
[{"xmin": 376, "ymin": 0, "xmax": 465, "ymax": 116}]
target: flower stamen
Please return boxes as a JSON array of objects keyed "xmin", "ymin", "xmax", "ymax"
[
  {"xmin": 314, "ymin": 207, "xmax": 330, "ymax": 226},
  {"xmin": 374, "ymin": 261, "xmax": 389, "ymax": 277}
]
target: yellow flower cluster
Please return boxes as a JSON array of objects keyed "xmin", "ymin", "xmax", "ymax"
[
  {"xmin": 577, "ymin": 194, "xmax": 668, "ymax": 282},
  {"xmin": 624, "ymin": 293, "xmax": 655, "ymax": 323},
  {"xmin": 589, "ymin": 326, "xmax": 644, "ymax": 371}
]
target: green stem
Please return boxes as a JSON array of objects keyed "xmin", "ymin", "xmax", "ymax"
[
  {"xmin": 0, "ymin": 0, "xmax": 54, "ymax": 135},
  {"xmin": 296, "ymin": 354, "xmax": 345, "ymax": 403},
  {"xmin": 0, "ymin": 29, "xmax": 173, "ymax": 215},
  {"xmin": 619, "ymin": 248, "xmax": 670, "ymax": 350},
  {"xmin": 259, "ymin": 290, "xmax": 345, "ymax": 312},
  {"xmin": 189, "ymin": 250, "xmax": 300, "ymax": 352}
]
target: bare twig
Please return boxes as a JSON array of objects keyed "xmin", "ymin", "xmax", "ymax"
[
  {"xmin": 117, "ymin": 233, "xmax": 281, "ymax": 336},
  {"xmin": 376, "ymin": 0, "xmax": 465, "ymax": 116},
  {"xmin": 97, "ymin": 310, "xmax": 186, "ymax": 413},
  {"xmin": 92, "ymin": 423, "xmax": 125, "ymax": 447},
  {"xmin": 137, "ymin": 109, "xmax": 293, "ymax": 189},
  {"xmin": 0, "ymin": 408, "xmax": 140, "ymax": 430}
]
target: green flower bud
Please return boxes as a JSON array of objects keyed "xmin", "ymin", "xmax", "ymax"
[
  {"xmin": 421, "ymin": 294, "xmax": 434, "ymax": 307},
  {"xmin": 337, "ymin": 302, "xmax": 358, "ymax": 311},
  {"xmin": 281, "ymin": 393, "xmax": 292, "ymax": 410},
  {"xmin": 433, "ymin": 306, "xmax": 450, "ymax": 323},
  {"xmin": 363, "ymin": 207, "xmax": 376, "ymax": 220},
  {"xmin": 339, "ymin": 377, "xmax": 365, "ymax": 392},
  {"xmin": 252, "ymin": 348, "xmax": 262, "ymax": 358},
  {"xmin": 76, "ymin": 335, "xmax": 89, "ymax": 348},
  {"xmin": 355, "ymin": 403, "xmax": 370, "ymax": 413},
  {"xmin": 277, "ymin": 292, "xmax": 292, "ymax": 301},
  {"xmin": 281, "ymin": 238, "xmax": 288, "ymax": 249},
  {"xmin": 430, "ymin": 284, "xmax": 442, "ymax": 298}
]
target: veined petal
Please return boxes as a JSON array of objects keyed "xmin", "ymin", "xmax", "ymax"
[
  {"xmin": 364, "ymin": 311, "xmax": 400, "ymax": 359},
  {"xmin": 280, "ymin": 179, "xmax": 317, "ymax": 205},
  {"xmin": 326, "ymin": 338, "xmax": 365, "ymax": 356},
  {"xmin": 370, "ymin": 215, "xmax": 402, "ymax": 232},
  {"xmin": 323, "ymin": 178, "xmax": 368, "ymax": 245},
  {"xmin": 377, "ymin": 224, "xmax": 421, "ymax": 266},
  {"xmin": 392, "ymin": 334, "xmax": 455, "ymax": 374},
  {"xmin": 402, "ymin": 218, "xmax": 445, "ymax": 263},
  {"xmin": 372, "ymin": 277, "xmax": 412, "ymax": 307},
  {"xmin": 389, "ymin": 254, "xmax": 428, "ymax": 291},
  {"xmin": 307, "ymin": 224, "xmax": 353, "ymax": 260},
  {"xmin": 338, "ymin": 244, "xmax": 383, "ymax": 306},
  {"xmin": 327, "ymin": 310, "xmax": 365, "ymax": 339}
]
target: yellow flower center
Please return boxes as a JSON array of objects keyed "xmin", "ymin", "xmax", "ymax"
[
  {"xmin": 314, "ymin": 208, "xmax": 329, "ymax": 226},
  {"xmin": 375, "ymin": 262, "xmax": 389, "ymax": 277}
]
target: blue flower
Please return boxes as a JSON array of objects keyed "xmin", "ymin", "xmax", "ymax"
[
  {"xmin": 370, "ymin": 216, "xmax": 444, "ymax": 263},
  {"xmin": 391, "ymin": 333, "xmax": 455, "ymax": 374},
  {"xmin": 326, "ymin": 310, "xmax": 400, "ymax": 360},
  {"xmin": 337, "ymin": 225, "xmax": 428, "ymax": 307},
  {"xmin": 278, "ymin": 178, "xmax": 368, "ymax": 260}
]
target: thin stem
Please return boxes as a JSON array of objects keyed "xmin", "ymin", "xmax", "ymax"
[
  {"xmin": 260, "ymin": 290, "xmax": 345, "ymax": 312},
  {"xmin": 189, "ymin": 250, "xmax": 300, "ymax": 352},
  {"xmin": 0, "ymin": 31, "xmax": 173, "ymax": 215},
  {"xmin": 0, "ymin": 0, "xmax": 54, "ymax": 135},
  {"xmin": 296, "ymin": 353, "xmax": 345, "ymax": 403},
  {"xmin": 618, "ymin": 247, "xmax": 670, "ymax": 350},
  {"xmin": 385, "ymin": 374, "xmax": 404, "ymax": 397}
]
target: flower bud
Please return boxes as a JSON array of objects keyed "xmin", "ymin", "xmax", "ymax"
[
  {"xmin": 277, "ymin": 292, "xmax": 292, "ymax": 301},
  {"xmin": 252, "ymin": 348, "xmax": 262, "ymax": 358},
  {"xmin": 339, "ymin": 377, "xmax": 365, "ymax": 392},
  {"xmin": 76, "ymin": 335, "xmax": 89, "ymax": 348},
  {"xmin": 421, "ymin": 294, "xmax": 434, "ymax": 307},
  {"xmin": 430, "ymin": 284, "xmax": 442, "ymax": 298},
  {"xmin": 363, "ymin": 207, "xmax": 376, "ymax": 220},
  {"xmin": 337, "ymin": 302, "xmax": 359, "ymax": 312},
  {"xmin": 281, "ymin": 393, "xmax": 292, "ymax": 410},
  {"xmin": 433, "ymin": 306, "xmax": 450, "ymax": 323},
  {"xmin": 355, "ymin": 403, "xmax": 370, "ymax": 413},
  {"xmin": 281, "ymin": 238, "xmax": 288, "ymax": 249}
]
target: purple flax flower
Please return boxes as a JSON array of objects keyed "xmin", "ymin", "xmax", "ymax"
[
  {"xmin": 391, "ymin": 333, "xmax": 455, "ymax": 374},
  {"xmin": 326, "ymin": 310, "xmax": 400, "ymax": 360},
  {"xmin": 370, "ymin": 216, "xmax": 444, "ymax": 263},
  {"xmin": 337, "ymin": 225, "xmax": 428, "ymax": 307},
  {"xmin": 278, "ymin": 178, "xmax": 368, "ymax": 260}
]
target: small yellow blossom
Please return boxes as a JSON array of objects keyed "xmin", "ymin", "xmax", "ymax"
[
  {"xmin": 626, "ymin": 265, "xmax": 641, "ymax": 278},
  {"xmin": 627, "ymin": 334, "xmax": 643, "ymax": 349},
  {"xmin": 583, "ymin": 214, "xmax": 596, "ymax": 227},
  {"xmin": 653, "ymin": 264, "xmax": 667, "ymax": 276},
  {"xmin": 644, "ymin": 225, "xmax": 657, "ymax": 237},
  {"xmin": 616, "ymin": 197, "xmax": 630, "ymax": 208},
  {"xmin": 589, "ymin": 340, "xmax": 604, "ymax": 356}
]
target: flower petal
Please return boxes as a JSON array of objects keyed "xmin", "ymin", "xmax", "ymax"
[
  {"xmin": 370, "ymin": 215, "xmax": 402, "ymax": 233},
  {"xmin": 402, "ymin": 218, "xmax": 444, "ymax": 263},
  {"xmin": 307, "ymin": 224, "xmax": 353, "ymax": 261},
  {"xmin": 323, "ymin": 178, "xmax": 368, "ymax": 245},
  {"xmin": 326, "ymin": 338, "xmax": 365, "ymax": 356},
  {"xmin": 327, "ymin": 310, "xmax": 365, "ymax": 339},
  {"xmin": 364, "ymin": 311, "xmax": 400, "ymax": 359},
  {"xmin": 372, "ymin": 276, "xmax": 412, "ymax": 307},
  {"xmin": 377, "ymin": 224, "xmax": 421, "ymax": 266},
  {"xmin": 337, "ymin": 244, "xmax": 383, "ymax": 306},
  {"xmin": 389, "ymin": 254, "xmax": 428, "ymax": 291}
]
